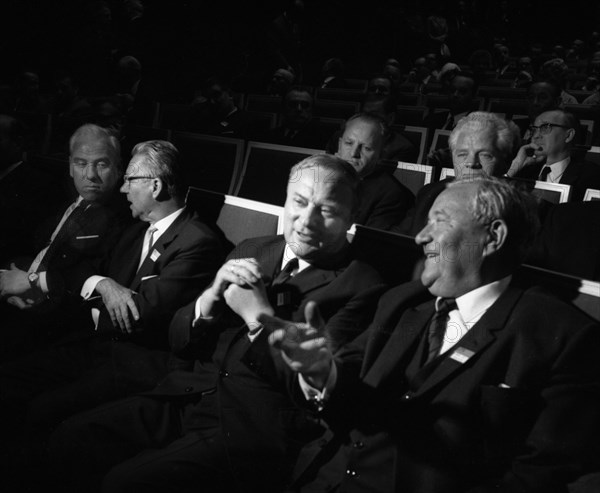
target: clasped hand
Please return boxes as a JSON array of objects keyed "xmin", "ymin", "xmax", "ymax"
[
  {"xmin": 200, "ymin": 258, "xmax": 271, "ymax": 324},
  {"xmin": 96, "ymin": 278, "xmax": 140, "ymax": 332}
]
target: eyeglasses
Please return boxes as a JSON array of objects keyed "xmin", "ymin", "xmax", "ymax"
[
  {"xmin": 527, "ymin": 123, "xmax": 570, "ymax": 136},
  {"xmin": 123, "ymin": 175, "xmax": 155, "ymax": 185}
]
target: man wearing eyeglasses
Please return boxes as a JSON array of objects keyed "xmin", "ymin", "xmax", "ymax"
[
  {"xmin": 0, "ymin": 140, "xmax": 227, "ymax": 475},
  {"xmin": 507, "ymin": 109, "xmax": 600, "ymax": 201}
]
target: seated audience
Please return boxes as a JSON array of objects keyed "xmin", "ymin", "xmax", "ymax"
[
  {"xmin": 255, "ymin": 86, "xmax": 328, "ymax": 148},
  {"xmin": 319, "ymin": 57, "xmax": 348, "ymax": 88},
  {"xmin": 335, "ymin": 112, "xmax": 415, "ymax": 230},
  {"xmin": 508, "ymin": 109, "xmax": 600, "ymax": 201},
  {"xmin": 266, "ymin": 67, "xmax": 296, "ymax": 96},
  {"xmin": 400, "ymin": 111, "xmax": 521, "ymax": 235},
  {"xmin": 0, "ymin": 140, "xmax": 227, "ymax": 484},
  {"xmin": 266, "ymin": 177, "xmax": 600, "ymax": 493},
  {"xmin": 46, "ymin": 154, "xmax": 387, "ymax": 493},
  {"xmin": 0, "ymin": 124, "xmax": 131, "ymax": 360}
]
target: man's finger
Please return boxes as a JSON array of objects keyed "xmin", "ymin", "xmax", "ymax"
[
  {"xmin": 126, "ymin": 298, "xmax": 140, "ymax": 322},
  {"xmin": 258, "ymin": 312, "xmax": 289, "ymax": 332},
  {"xmin": 304, "ymin": 301, "xmax": 325, "ymax": 333}
]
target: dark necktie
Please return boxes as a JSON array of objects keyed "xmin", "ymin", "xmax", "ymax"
[
  {"xmin": 37, "ymin": 200, "xmax": 90, "ymax": 271},
  {"xmin": 425, "ymin": 298, "xmax": 457, "ymax": 365},
  {"xmin": 271, "ymin": 257, "xmax": 299, "ymax": 287},
  {"xmin": 539, "ymin": 166, "xmax": 551, "ymax": 182}
]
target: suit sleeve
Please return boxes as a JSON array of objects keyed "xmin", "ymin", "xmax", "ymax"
[
  {"xmin": 166, "ymin": 238, "xmax": 261, "ymax": 356},
  {"xmin": 97, "ymin": 225, "xmax": 225, "ymax": 341}
]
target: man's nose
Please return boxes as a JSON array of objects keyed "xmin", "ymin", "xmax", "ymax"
[
  {"xmin": 85, "ymin": 164, "xmax": 100, "ymax": 181},
  {"xmin": 351, "ymin": 144, "xmax": 361, "ymax": 158}
]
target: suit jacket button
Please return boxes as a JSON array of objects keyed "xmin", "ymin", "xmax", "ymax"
[
  {"xmin": 403, "ymin": 393, "xmax": 411, "ymax": 400},
  {"xmin": 345, "ymin": 469, "xmax": 358, "ymax": 477},
  {"xmin": 219, "ymin": 370, "xmax": 229, "ymax": 377},
  {"xmin": 352, "ymin": 441, "xmax": 364, "ymax": 449}
]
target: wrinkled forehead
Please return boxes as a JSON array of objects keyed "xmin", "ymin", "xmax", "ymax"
[
  {"xmin": 71, "ymin": 137, "xmax": 116, "ymax": 161},
  {"xmin": 126, "ymin": 154, "xmax": 150, "ymax": 174},
  {"xmin": 453, "ymin": 124, "xmax": 499, "ymax": 151}
]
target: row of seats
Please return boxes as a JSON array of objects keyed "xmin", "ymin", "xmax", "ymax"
[{"xmin": 185, "ymin": 186, "xmax": 600, "ymax": 322}]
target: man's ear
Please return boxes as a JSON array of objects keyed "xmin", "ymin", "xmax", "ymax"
[
  {"xmin": 565, "ymin": 127, "xmax": 576, "ymax": 144},
  {"xmin": 151, "ymin": 177, "xmax": 163, "ymax": 199},
  {"xmin": 483, "ymin": 219, "xmax": 508, "ymax": 257}
]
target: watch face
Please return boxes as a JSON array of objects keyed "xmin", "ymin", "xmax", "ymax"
[{"xmin": 28, "ymin": 272, "xmax": 39, "ymax": 283}]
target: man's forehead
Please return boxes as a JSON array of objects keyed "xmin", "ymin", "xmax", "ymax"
[
  {"xmin": 454, "ymin": 126, "xmax": 498, "ymax": 149},
  {"xmin": 289, "ymin": 172, "xmax": 350, "ymax": 201},
  {"xmin": 71, "ymin": 139, "xmax": 113, "ymax": 158},
  {"xmin": 126, "ymin": 155, "xmax": 149, "ymax": 173},
  {"xmin": 535, "ymin": 110, "xmax": 564, "ymax": 125}
]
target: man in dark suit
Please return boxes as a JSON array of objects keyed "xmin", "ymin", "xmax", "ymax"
[
  {"xmin": 399, "ymin": 111, "xmax": 522, "ymax": 236},
  {"xmin": 266, "ymin": 177, "xmax": 600, "ymax": 493},
  {"xmin": 336, "ymin": 112, "xmax": 415, "ymax": 231},
  {"xmin": 0, "ymin": 140, "xmax": 226, "ymax": 475},
  {"xmin": 256, "ymin": 86, "xmax": 328, "ymax": 149},
  {"xmin": 47, "ymin": 154, "xmax": 387, "ymax": 493},
  {"xmin": 507, "ymin": 109, "xmax": 600, "ymax": 201},
  {"xmin": 0, "ymin": 123, "xmax": 131, "ymax": 360}
]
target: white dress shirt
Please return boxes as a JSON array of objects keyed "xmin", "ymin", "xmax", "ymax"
[
  {"xmin": 539, "ymin": 157, "xmax": 570, "ymax": 183},
  {"xmin": 300, "ymin": 275, "xmax": 513, "ymax": 401},
  {"xmin": 80, "ymin": 207, "xmax": 185, "ymax": 328}
]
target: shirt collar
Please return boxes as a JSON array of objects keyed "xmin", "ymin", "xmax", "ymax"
[
  {"xmin": 544, "ymin": 156, "xmax": 570, "ymax": 181},
  {"xmin": 149, "ymin": 207, "xmax": 185, "ymax": 241},
  {"xmin": 282, "ymin": 243, "xmax": 310, "ymax": 274},
  {"xmin": 447, "ymin": 275, "xmax": 512, "ymax": 325}
]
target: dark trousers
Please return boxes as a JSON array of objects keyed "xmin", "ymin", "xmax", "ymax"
[{"xmin": 47, "ymin": 395, "xmax": 233, "ymax": 493}]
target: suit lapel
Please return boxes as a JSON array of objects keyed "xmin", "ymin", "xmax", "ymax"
[
  {"xmin": 411, "ymin": 286, "xmax": 525, "ymax": 397},
  {"xmin": 131, "ymin": 209, "xmax": 190, "ymax": 290},
  {"xmin": 559, "ymin": 161, "xmax": 579, "ymax": 186},
  {"xmin": 362, "ymin": 300, "xmax": 433, "ymax": 388}
]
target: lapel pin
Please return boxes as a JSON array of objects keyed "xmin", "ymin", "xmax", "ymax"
[
  {"xmin": 450, "ymin": 347, "xmax": 475, "ymax": 364},
  {"xmin": 150, "ymin": 249, "xmax": 160, "ymax": 262}
]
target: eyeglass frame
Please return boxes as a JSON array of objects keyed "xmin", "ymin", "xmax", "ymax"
[
  {"xmin": 527, "ymin": 122, "xmax": 571, "ymax": 136},
  {"xmin": 122, "ymin": 175, "xmax": 156, "ymax": 185}
]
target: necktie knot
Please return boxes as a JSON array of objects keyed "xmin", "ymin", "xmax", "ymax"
[
  {"xmin": 539, "ymin": 166, "xmax": 551, "ymax": 182},
  {"xmin": 435, "ymin": 297, "xmax": 457, "ymax": 315},
  {"xmin": 426, "ymin": 298, "xmax": 457, "ymax": 364},
  {"xmin": 272, "ymin": 257, "xmax": 299, "ymax": 286}
]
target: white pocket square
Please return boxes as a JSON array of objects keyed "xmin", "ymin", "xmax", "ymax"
[
  {"xmin": 141, "ymin": 275, "xmax": 158, "ymax": 281},
  {"xmin": 498, "ymin": 383, "xmax": 511, "ymax": 389},
  {"xmin": 76, "ymin": 235, "xmax": 100, "ymax": 240}
]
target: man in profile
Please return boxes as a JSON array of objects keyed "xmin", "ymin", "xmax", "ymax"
[
  {"xmin": 47, "ymin": 154, "xmax": 387, "ymax": 493},
  {"xmin": 267, "ymin": 177, "xmax": 600, "ymax": 493},
  {"xmin": 507, "ymin": 109, "xmax": 600, "ymax": 201}
]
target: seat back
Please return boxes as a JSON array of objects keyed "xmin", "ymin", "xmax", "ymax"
[
  {"xmin": 394, "ymin": 162, "xmax": 433, "ymax": 196},
  {"xmin": 170, "ymin": 131, "xmax": 244, "ymax": 194},
  {"xmin": 186, "ymin": 187, "xmax": 284, "ymax": 246},
  {"xmin": 234, "ymin": 142, "xmax": 322, "ymax": 205}
]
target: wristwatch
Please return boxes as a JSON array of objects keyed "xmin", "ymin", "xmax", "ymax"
[{"xmin": 28, "ymin": 272, "xmax": 40, "ymax": 288}]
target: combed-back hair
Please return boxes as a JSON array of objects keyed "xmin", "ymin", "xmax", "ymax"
[
  {"xmin": 449, "ymin": 111, "xmax": 521, "ymax": 165},
  {"xmin": 339, "ymin": 112, "xmax": 388, "ymax": 140},
  {"xmin": 449, "ymin": 176, "xmax": 540, "ymax": 265},
  {"xmin": 131, "ymin": 140, "xmax": 187, "ymax": 200},
  {"xmin": 288, "ymin": 153, "xmax": 360, "ymax": 214},
  {"xmin": 69, "ymin": 123, "xmax": 122, "ymax": 169}
]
